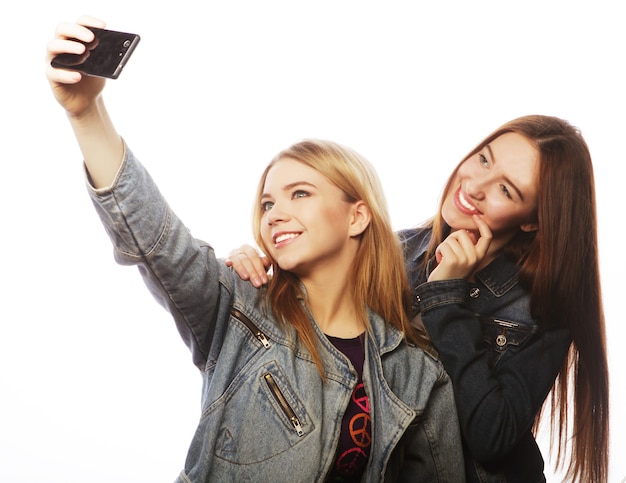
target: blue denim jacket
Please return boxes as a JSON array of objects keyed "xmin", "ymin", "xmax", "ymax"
[
  {"xmin": 87, "ymin": 148, "xmax": 465, "ymax": 482},
  {"xmin": 398, "ymin": 227, "xmax": 572, "ymax": 483}
]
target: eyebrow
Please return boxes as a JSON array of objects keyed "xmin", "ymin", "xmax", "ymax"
[
  {"xmin": 261, "ymin": 181, "xmax": 317, "ymax": 199},
  {"xmin": 485, "ymin": 144, "xmax": 525, "ymax": 201}
]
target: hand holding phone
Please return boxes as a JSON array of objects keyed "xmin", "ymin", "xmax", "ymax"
[{"xmin": 51, "ymin": 27, "xmax": 140, "ymax": 79}]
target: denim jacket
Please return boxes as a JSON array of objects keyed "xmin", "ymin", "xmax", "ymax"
[
  {"xmin": 398, "ymin": 227, "xmax": 572, "ymax": 483},
  {"xmin": 86, "ymin": 147, "xmax": 465, "ymax": 483}
]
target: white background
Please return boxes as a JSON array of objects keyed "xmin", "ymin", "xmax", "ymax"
[{"xmin": 2, "ymin": 1, "xmax": 624, "ymax": 481}]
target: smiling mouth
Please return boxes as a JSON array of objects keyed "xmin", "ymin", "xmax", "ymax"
[
  {"xmin": 273, "ymin": 232, "xmax": 301, "ymax": 246},
  {"xmin": 455, "ymin": 187, "xmax": 480, "ymax": 215}
]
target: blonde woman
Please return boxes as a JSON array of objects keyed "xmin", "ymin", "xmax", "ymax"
[{"xmin": 46, "ymin": 16, "xmax": 464, "ymax": 482}]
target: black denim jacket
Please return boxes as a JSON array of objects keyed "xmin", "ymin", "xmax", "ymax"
[{"xmin": 398, "ymin": 227, "xmax": 572, "ymax": 483}]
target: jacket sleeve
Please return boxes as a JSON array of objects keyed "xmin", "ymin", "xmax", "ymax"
[
  {"xmin": 416, "ymin": 279, "xmax": 571, "ymax": 464},
  {"xmin": 86, "ymin": 146, "xmax": 229, "ymax": 369}
]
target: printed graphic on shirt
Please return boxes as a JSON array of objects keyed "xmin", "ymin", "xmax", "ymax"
[
  {"xmin": 330, "ymin": 382, "xmax": 371, "ymax": 481},
  {"xmin": 326, "ymin": 333, "xmax": 370, "ymax": 482}
]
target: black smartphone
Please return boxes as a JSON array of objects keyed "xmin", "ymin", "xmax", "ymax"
[{"xmin": 51, "ymin": 27, "xmax": 140, "ymax": 79}]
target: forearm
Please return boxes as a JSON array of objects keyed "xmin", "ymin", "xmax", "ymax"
[
  {"xmin": 88, "ymin": 147, "xmax": 225, "ymax": 368},
  {"xmin": 67, "ymin": 95, "xmax": 124, "ymax": 189},
  {"xmin": 416, "ymin": 279, "xmax": 570, "ymax": 462}
]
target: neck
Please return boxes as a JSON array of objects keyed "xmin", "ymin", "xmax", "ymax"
[
  {"xmin": 301, "ymin": 274, "xmax": 364, "ymax": 338},
  {"xmin": 294, "ymin": 241, "xmax": 365, "ymax": 337}
]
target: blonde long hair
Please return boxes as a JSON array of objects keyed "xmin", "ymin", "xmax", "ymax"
[{"xmin": 252, "ymin": 139, "xmax": 430, "ymax": 374}]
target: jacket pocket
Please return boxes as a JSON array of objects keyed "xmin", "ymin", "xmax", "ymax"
[
  {"xmin": 211, "ymin": 361, "xmax": 312, "ymax": 465},
  {"xmin": 479, "ymin": 317, "xmax": 537, "ymax": 368},
  {"xmin": 263, "ymin": 372, "xmax": 304, "ymax": 436}
]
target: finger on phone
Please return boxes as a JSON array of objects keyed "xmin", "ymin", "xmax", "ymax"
[
  {"xmin": 54, "ymin": 22, "xmax": 93, "ymax": 44},
  {"xmin": 76, "ymin": 15, "xmax": 107, "ymax": 30}
]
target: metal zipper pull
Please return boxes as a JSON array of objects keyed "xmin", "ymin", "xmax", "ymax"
[
  {"xmin": 231, "ymin": 308, "xmax": 270, "ymax": 348},
  {"xmin": 264, "ymin": 373, "xmax": 304, "ymax": 437}
]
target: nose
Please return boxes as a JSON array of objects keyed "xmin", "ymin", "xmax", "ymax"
[
  {"xmin": 465, "ymin": 178, "xmax": 486, "ymax": 201},
  {"xmin": 266, "ymin": 202, "xmax": 289, "ymax": 225}
]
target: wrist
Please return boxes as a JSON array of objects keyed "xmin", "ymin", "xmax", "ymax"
[{"xmin": 66, "ymin": 94, "xmax": 105, "ymax": 123}]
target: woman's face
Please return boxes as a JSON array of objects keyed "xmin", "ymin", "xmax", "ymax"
[
  {"xmin": 259, "ymin": 158, "xmax": 364, "ymax": 279},
  {"xmin": 441, "ymin": 132, "xmax": 540, "ymax": 245}
]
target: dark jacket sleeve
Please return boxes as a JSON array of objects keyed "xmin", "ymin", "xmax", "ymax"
[{"xmin": 416, "ymin": 279, "xmax": 571, "ymax": 463}]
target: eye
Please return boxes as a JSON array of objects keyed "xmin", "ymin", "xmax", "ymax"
[
  {"xmin": 479, "ymin": 153, "xmax": 489, "ymax": 167},
  {"xmin": 292, "ymin": 190, "xmax": 310, "ymax": 199},
  {"xmin": 499, "ymin": 184, "xmax": 512, "ymax": 199},
  {"xmin": 261, "ymin": 200, "xmax": 274, "ymax": 212}
]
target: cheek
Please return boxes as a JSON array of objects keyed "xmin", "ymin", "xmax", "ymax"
[
  {"xmin": 440, "ymin": 193, "xmax": 455, "ymax": 223},
  {"xmin": 259, "ymin": 221, "xmax": 273, "ymax": 246},
  {"xmin": 318, "ymin": 204, "xmax": 349, "ymax": 226},
  {"xmin": 485, "ymin": 208, "xmax": 530, "ymax": 233}
]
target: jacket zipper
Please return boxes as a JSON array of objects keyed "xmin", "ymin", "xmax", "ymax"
[
  {"xmin": 263, "ymin": 373, "xmax": 304, "ymax": 437},
  {"xmin": 231, "ymin": 308, "xmax": 270, "ymax": 348}
]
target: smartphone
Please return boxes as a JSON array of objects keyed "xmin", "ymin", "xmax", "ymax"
[{"xmin": 51, "ymin": 27, "xmax": 140, "ymax": 79}]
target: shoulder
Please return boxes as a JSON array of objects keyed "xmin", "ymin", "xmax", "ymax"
[
  {"xmin": 225, "ymin": 274, "xmax": 296, "ymax": 343},
  {"xmin": 397, "ymin": 226, "xmax": 430, "ymax": 243},
  {"xmin": 397, "ymin": 226, "xmax": 432, "ymax": 259}
]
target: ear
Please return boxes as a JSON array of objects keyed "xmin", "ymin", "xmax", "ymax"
[
  {"xmin": 520, "ymin": 222, "xmax": 538, "ymax": 233},
  {"xmin": 349, "ymin": 200, "xmax": 371, "ymax": 237}
]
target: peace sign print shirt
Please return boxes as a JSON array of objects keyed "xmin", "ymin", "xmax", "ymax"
[{"xmin": 326, "ymin": 333, "xmax": 371, "ymax": 482}]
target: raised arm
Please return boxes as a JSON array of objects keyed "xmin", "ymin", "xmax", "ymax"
[
  {"xmin": 46, "ymin": 16, "xmax": 231, "ymax": 368},
  {"xmin": 45, "ymin": 15, "xmax": 123, "ymax": 188}
]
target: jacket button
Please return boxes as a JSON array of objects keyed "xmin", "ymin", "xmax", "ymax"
[
  {"xmin": 496, "ymin": 334, "xmax": 507, "ymax": 346},
  {"xmin": 469, "ymin": 287, "xmax": 480, "ymax": 299}
]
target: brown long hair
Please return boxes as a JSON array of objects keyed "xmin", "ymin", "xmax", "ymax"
[
  {"xmin": 425, "ymin": 115, "xmax": 609, "ymax": 482},
  {"xmin": 252, "ymin": 139, "xmax": 431, "ymax": 375}
]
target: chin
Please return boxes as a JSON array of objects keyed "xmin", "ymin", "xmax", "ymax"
[
  {"xmin": 274, "ymin": 258, "xmax": 299, "ymax": 273},
  {"xmin": 442, "ymin": 208, "xmax": 479, "ymax": 231},
  {"xmin": 442, "ymin": 213, "xmax": 467, "ymax": 231}
]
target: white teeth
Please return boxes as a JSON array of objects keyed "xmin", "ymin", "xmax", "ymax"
[
  {"xmin": 458, "ymin": 190, "xmax": 476, "ymax": 211},
  {"xmin": 275, "ymin": 233, "xmax": 298, "ymax": 244}
]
